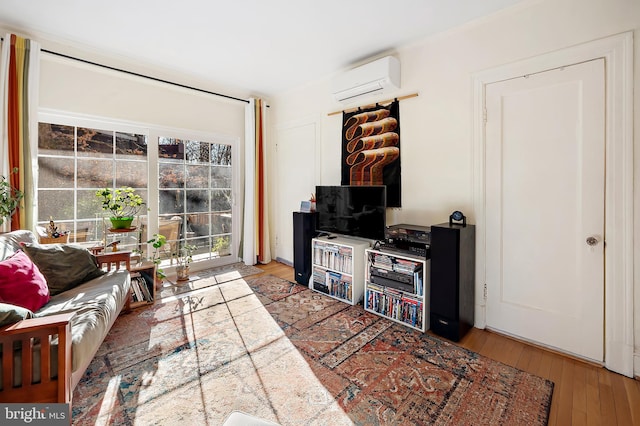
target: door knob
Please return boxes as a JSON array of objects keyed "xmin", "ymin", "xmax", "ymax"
[{"xmin": 586, "ymin": 236, "xmax": 599, "ymax": 246}]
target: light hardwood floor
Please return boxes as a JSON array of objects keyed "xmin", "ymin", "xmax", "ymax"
[{"xmin": 256, "ymin": 261, "xmax": 640, "ymax": 426}]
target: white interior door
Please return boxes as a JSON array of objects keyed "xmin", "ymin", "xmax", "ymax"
[
  {"xmin": 484, "ymin": 58, "xmax": 605, "ymax": 362},
  {"xmin": 274, "ymin": 122, "xmax": 318, "ymax": 264}
]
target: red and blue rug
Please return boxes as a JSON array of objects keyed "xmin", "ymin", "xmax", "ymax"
[{"xmin": 72, "ymin": 272, "xmax": 553, "ymax": 425}]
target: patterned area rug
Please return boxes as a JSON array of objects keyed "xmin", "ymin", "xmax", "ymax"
[
  {"xmin": 72, "ymin": 274, "xmax": 553, "ymax": 425},
  {"xmin": 157, "ymin": 261, "xmax": 263, "ymax": 298}
]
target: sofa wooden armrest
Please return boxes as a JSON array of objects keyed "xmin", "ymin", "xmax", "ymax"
[
  {"xmin": 0, "ymin": 312, "xmax": 74, "ymax": 403},
  {"xmin": 95, "ymin": 252, "xmax": 132, "ymax": 312},
  {"xmin": 95, "ymin": 251, "xmax": 131, "ymax": 271}
]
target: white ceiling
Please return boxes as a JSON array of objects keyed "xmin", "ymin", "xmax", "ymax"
[{"xmin": 0, "ymin": 0, "xmax": 525, "ymax": 96}]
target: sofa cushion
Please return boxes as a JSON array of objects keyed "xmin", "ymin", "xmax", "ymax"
[
  {"xmin": 22, "ymin": 243, "xmax": 106, "ymax": 296},
  {"xmin": 0, "ymin": 251, "xmax": 50, "ymax": 312},
  {"xmin": 0, "ymin": 229, "xmax": 39, "ymax": 260},
  {"xmin": 0, "ymin": 302, "xmax": 34, "ymax": 327}
]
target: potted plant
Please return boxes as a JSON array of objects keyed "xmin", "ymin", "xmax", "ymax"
[
  {"xmin": 147, "ymin": 233, "xmax": 167, "ymax": 281},
  {"xmin": 96, "ymin": 187, "xmax": 145, "ymax": 229},
  {"xmin": 175, "ymin": 242, "xmax": 197, "ymax": 282},
  {"xmin": 0, "ymin": 168, "xmax": 23, "ymax": 227}
]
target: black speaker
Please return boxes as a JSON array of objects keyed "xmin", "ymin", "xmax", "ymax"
[
  {"xmin": 429, "ymin": 220, "xmax": 475, "ymax": 342},
  {"xmin": 293, "ymin": 212, "xmax": 318, "ymax": 285}
]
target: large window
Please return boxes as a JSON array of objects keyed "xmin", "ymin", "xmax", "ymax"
[
  {"xmin": 37, "ymin": 117, "xmax": 237, "ymax": 268},
  {"xmin": 38, "ymin": 122, "xmax": 148, "ymax": 246},
  {"xmin": 158, "ymin": 137, "xmax": 232, "ymax": 261}
]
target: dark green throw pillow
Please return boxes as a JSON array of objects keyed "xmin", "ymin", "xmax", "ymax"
[
  {"xmin": 22, "ymin": 243, "xmax": 106, "ymax": 296},
  {"xmin": 0, "ymin": 302, "xmax": 34, "ymax": 327}
]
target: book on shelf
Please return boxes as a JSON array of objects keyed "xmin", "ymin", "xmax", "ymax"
[
  {"xmin": 314, "ymin": 241, "xmax": 354, "ymax": 274},
  {"xmin": 326, "ymin": 271, "xmax": 341, "ymax": 293},
  {"xmin": 130, "ymin": 272, "xmax": 153, "ymax": 303},
  {"xmin": 131, "ymin": 276, "xmax": 144, "ymax": 302},
  {"xmin": 139, "ymin": 271, "xmax": 155, "ymax": 302},
  {"xmin": 365, "ymin": 286, "xmax": 424, "ymax": 329}
]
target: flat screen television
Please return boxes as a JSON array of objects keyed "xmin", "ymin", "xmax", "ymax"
[{"xmin": 315, "ymin": 185, "xmax": 386, "ymax": 241}]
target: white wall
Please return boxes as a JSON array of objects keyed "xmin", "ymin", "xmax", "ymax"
[
  {"xmin": 270, "ymin": 0, "xmax": 640, "ymax": 375},
  {"xmin": 38, "ymin": 54, "xmax": 246, "ymax": 136}
]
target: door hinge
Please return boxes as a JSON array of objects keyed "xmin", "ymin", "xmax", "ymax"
[
  {"xmin": 483, "ymin": 107, "xmax": 487, "ymax": 123},
  {"xmin": 483, "ymin": 283, "xmax": 487, "ymax": 300}
]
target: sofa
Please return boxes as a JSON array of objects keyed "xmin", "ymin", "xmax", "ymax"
[{"xmin": 0, "ymin": 230, "xmax": 131, "ymax": 404}]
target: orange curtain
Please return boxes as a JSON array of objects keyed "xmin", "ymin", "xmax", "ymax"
[
  {"xmin": 254, "ymin": 99, "xmax": 270, "ymax": 264},
  {"xmin": 1, "ymin": 34, "xmax": 39, "ymax": 231},
  {"xmin": 243, "ymin": 98, "xmax": 271, "ymax": 265}
]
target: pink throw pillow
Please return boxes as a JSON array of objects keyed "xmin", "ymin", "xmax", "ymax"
[{"xmin": 0, "ymin": 250, "xmax": 50, "ymax": 312}]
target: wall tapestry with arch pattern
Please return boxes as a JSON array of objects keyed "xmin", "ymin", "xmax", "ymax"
[{"xmin": 341, "ymin": 100, "xmax": 401, "ymax": 207}]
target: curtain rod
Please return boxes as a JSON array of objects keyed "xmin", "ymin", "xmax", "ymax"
[
  {"xmin": 327, "ymin": 92, "xmax": 418, "ymax": 116},
  {"xmin": 42, "ymin": 49, "xmax": 250, "ymax": 104},
  {"xmin": 1, "ymin": 36, "xmax": 250, "ymax": 104}
]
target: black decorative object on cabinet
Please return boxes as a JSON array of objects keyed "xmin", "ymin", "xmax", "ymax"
[
  {"xmin": 429, "ymin": 218, "xmax": 475, "ymax": 342},
  {"xmin": 293, "ymin": 212, "xmax": 318, "ymax": 285}
]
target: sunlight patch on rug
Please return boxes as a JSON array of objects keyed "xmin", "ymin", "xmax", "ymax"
[
  {"xmin": 72, "ymin": 274, "xmax": 353, "ymax": 426},
  {"xmin": 158, "ymin": 262, "xmax": 263, "ymax": 299}
]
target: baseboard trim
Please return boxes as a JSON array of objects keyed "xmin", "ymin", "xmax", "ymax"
[{"xmin": 275, "ymin": 257, "xmax": 292, "ymax": 267}]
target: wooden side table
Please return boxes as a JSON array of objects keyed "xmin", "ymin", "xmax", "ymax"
[{"xmin": 95, "ymin": 251, "xmax": 156, "ymax": 309}]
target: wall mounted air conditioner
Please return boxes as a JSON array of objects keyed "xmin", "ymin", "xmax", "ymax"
[{"xmin": 332, "ymin": 56, "xmax": 400, "ymax": 103}]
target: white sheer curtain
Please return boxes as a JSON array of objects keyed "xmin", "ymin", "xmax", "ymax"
[
  {"xmin": 0, "ymin": 33, "xmax": 40, "ymax": 232},
  {"xmin": 243, "ymin": 98, "xmax": 271, "ymax": 265}
]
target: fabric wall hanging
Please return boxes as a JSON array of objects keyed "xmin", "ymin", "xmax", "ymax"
[{"xmin": 340, "ymin": 100, "xmax": 401, "ymax": 207}]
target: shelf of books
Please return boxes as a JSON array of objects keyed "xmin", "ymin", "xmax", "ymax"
[
  {"xmin": 309, "ymin": 236, "xmax": 370, "ymax": 305},
  {"xmin": 129, "ymin": 262, "xmax": 156, "ymax": 309},
  {"xmin": 364, "ymin": 249, "xmax": 429, "ymax": 332}
]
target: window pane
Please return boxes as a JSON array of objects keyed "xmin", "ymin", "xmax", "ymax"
[
  {"xmin": 38, "ymin": 123, "xmax": 74, "ymax": 155},
  {"xmin": 211, "ymin": 143, "xmax": 232, "ymax": 166},
  {"xmin": 77, "ymin": 189, "xmax": 103, "ymax": 220},
  {"xmin": 159, "ymin": 190, "xmax": 183, "ymax": 215},
  {"xmin": 77, "ymin": 127, "xmax": 113, "ymax": 158},
  {"xmin": 186, "ymin": 140, "xmax": 210, "ymax": 164},
  {"xmin": 187, "ymin": 212, "xmax": 209, "ymax": 238},
  {"xmin": 211, "ymin": 189, "xmax": 231, "ymax": 211},
  {"xmin": 212, "ymin": 235, "xmax": 231, "ymax": 257},
  {"xmin": 78, "ymin": 159, "xmax": 113, "ymax": 188},
  {"xmin": 186, "ymin": 164, "xmax": 208, "ymax": 188},
  {"xmin": 211, "ymin": 165, "xmax": 231, "ymax": 188},
  {"xmin": 38, "ymin": 157, "xmax": 74, "ymax": 188},
  {"xmin": 186, "ymin": 190, "xmax": 208, "ymax": 212},
  {"xmin": 159, "ymin": 163, "xmax": 184, "ymax": 188},
  {"xmin": 159, "ymin": 137, "xmax": 185, "ymax": 160},
  {"xmin": 189, "ymin": 236, "xmax": 209, "ymax": 257},
  {"xmin": 38, "ymin": 190, "xmax": 74, "ymax": 221},
  {"xmin": 72, "ymin": 220, "xmax": 99, "ymax": 243},
  {"xmin": 211, "ymin": 213, "xmax": 231, "ymax": 235},
  {"xmin": 116, "ymin": 132, "xmax": 147, "ymax": 156},
  {"xmin": 116, "ymin": 161, "xmax": 148, "ymax": 188},
  {"xmin": 135, "ymin": 190, "xmax": 148, "ymax": 213}
]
